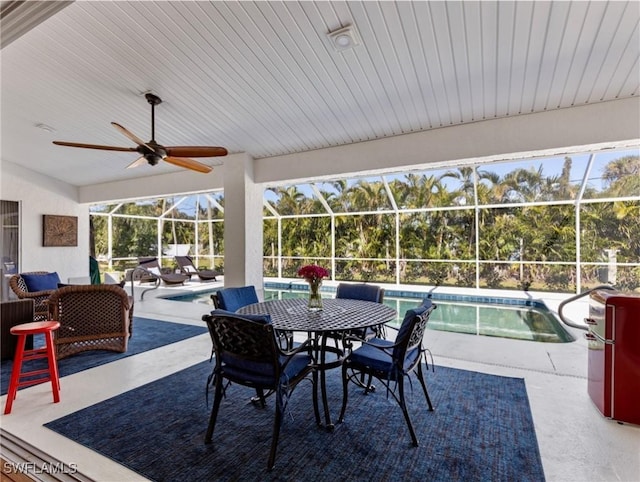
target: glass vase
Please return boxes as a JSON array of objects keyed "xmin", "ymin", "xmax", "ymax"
[{"xmin": 307, "ymin": 278, "xmax": 323, "ymax": 311}]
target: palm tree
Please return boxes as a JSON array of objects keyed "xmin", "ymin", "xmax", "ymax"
[{"xmin": 602, "ymin": 155, "xmax": 640, "ymax": 197}]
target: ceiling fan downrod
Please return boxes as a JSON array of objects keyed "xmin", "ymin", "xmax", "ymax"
[{"xmin": 145, "ymin": 93, "xmax": 162, "ymax": 142}]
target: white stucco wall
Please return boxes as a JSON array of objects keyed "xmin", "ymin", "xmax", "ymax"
[{"xmin": 0, "ymin": 161, "xmax": 89, "ymax": 282}]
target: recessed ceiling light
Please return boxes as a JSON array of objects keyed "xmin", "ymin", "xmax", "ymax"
[{"xmin": 328, "ymin": 25, "xmax": 360, "ymax": 52}]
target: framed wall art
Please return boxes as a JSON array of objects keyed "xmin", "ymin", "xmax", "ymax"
[{"xmin": 43, "ymin": 214, "xmax": 77, "ymax": 247}]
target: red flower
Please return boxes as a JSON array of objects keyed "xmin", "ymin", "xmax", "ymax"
[{"xmin": 297, "ymin": 264, "xmax": 329, "ymax": 281}]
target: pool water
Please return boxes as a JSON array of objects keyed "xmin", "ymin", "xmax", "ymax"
[{"xmin": 166, "ymin": 285, "xmax": 574, "ymax": 343}]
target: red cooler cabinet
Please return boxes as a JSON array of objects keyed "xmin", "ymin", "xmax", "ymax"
[{"xmin": 587, "ymin": 290, "xmax": 640, "ymax": 425}]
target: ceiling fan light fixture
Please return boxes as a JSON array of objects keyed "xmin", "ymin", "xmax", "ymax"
[{"xmin": 328, "ymin": 25, "xmax": 360, "ymax": 52}]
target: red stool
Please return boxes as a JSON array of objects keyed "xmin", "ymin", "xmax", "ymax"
[{"xmin": 4, "ymin": 321, "xmax": 61, "ymax": 414}]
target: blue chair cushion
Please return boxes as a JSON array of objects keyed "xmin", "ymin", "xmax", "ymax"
[
  {"xmin": 21, "ymin": 272, "xmax": 61, "ymax": 292},
  {"xmin": 279, "ymin": 352, "xmax": 314, "ymax": 382},
  {"xmin": 348, "ymin": 338, "xmax": 421, "ymax": 378},
  {"xmin": 222, "ymin": 352, "xmax": 312, "ymax": 386},
  {"xmin": 348, "ymin": 338, "xmax": 394, "ymax": 373},
  {"xmin": 216, "ymin": 286, "xmax": 259, "ymax": 312}
]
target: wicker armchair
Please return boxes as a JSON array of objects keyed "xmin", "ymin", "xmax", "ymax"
[
  {"xmin": 9, "ymin": 271, "xmax": 57, "ymax": 321},
  {"xmin": 48, "ymin": 284, "xmax": 133, "ymax": 360}
]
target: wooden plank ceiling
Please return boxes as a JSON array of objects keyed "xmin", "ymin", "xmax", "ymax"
[{"xmin": 1, "ymin": 1, "xmax": 638, "ymax": 186}]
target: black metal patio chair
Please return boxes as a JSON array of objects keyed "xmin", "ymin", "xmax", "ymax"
[
  {"xmin": 202, "ymin": 310, "xmax": 320, "ymax": 470},
  {"xmin": 338, "ymin": 298, "xmax": 437, "ymax": 446}
]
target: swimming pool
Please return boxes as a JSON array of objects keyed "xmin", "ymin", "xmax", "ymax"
[{"xmin": 165, "ymin": 283, "xmax": 574, "ymax": 343}]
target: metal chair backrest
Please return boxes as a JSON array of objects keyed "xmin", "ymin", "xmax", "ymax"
[
  {"xmin": 336, "ymin": 283, "xmax": 384, "ymax": 303},
  {"xmin": 203, "ymin": 311, "xmax": 279, "ymax": 385},
  {"xmin": 392, "ymin": 299, "xmax": 435, "ymax": 368},
  {"xmin": 216, "ymin": 286, "xmax": 259, "ymax": 312}
]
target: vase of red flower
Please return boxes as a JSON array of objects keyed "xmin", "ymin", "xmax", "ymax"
[{"xmin": 297, "ymin": 264, "xmax": 329, "ymax": 311}]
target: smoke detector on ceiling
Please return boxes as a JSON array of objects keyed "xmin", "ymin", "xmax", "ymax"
[{"xmin": 328, "ymin": 25, "xmax": 360, "ymax": 52}]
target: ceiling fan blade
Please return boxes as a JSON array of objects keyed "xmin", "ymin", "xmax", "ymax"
[
  {"xmin": 126, "ymin": 156, "xmax": 148, "ymax": 169},
  {"xmin": 165, "ymin": 146, "xmax": 228, "ymax": 158},
  {"xmin": 111, "ymin": 122, "xmax": 151, "ymax": 148},
  {"xmin": 53, "ymin": 141, "xmax": 137, "ymax": 152},
  {"xmin": 163, "ymin": 156, "xmax": 213, "ymax": 173}
]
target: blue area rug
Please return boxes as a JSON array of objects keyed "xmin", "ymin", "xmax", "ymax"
[
  {"xmin": 1, "ymin": 317, "xmax": 207, "ymax": 395},
  {"xmin": 45, "ymin": 361, "xmax": 545, "ymax": 481}
]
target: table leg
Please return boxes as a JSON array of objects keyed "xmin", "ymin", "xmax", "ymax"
[
  {"xmin": 320, "ymin": 338, "xmax": 333, "ymax": 429},
  {"xmin": 315, "ymin": 332, "xmax": 346, "ymax": 430}
]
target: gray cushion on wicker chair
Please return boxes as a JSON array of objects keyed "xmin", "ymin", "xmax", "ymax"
[{"xmin": 48, "ymin": 284, "xmax": 133, "ymax": 360}]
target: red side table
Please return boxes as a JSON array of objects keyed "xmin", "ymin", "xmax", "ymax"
[{"xmin": 4, "ymin": 321, "xmax": 61, "ymax": 414}]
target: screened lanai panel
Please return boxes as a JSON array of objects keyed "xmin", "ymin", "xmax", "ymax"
[
  {"xmin": 580, "ymin": 201, "xmax": 640, "ymax": 263},
  {"xmin": 263, "ymin": 205, "xmax": 275, "ymax": 217},
  {"xmin": 161, "ymin": 220, "xmax": 195, "ymax": 254},
  {"xmin": 264, "ymin": 218, "xmax": 278, "ymax": 278},
  {"xmin": 316, "ymin": 178, "xmax": 393, "ymax": 213},
  {"xmin": 91, "ymin": 215, "xmax": 107, "ymax": 258},
  {"xmin": 163, "ymin": 195, "xmax": 203, "ymax": 221},
  {"xmin": 112, "ymin": 199, "xmax": 162, "ymax": 217},
  {"xmin": 280, "ymin": 217, "xmax": 331, "ymax": 258},
  {"xmin": 197, "ymin": 220, "xmax": 224, "ymax": 260},
  {"xmin": 582, "ymin": 151, "xmax": 640, "ymax": 199},
  {"xmin": 479, "ymin": 205, "xmax": 575, "ymax": 262},
  {"xmin": 112, "ymin": 217, "xmax": 157, "ymax": 259},
  {"xmin": 264, "ymin": 189, "xmax": 280, "ymax": 216},
  {"xmin": 263, "ymin": 259, "xmax": 278, "ymax": 278},
  {"xmin": 158, "ymin": 196, "xmax": 193, "ymax": 220},
  {"xmin": 263, "ymin": 219, "xmax": 278, "ymax": 255},
  {"xmin": 335, "ymin": 213, "xmax": 396, "ymax": 258},
  {"xmin": 200, "ymin": 193, "xmax": 225, "ymax": 220},
  {"xmin": 477, "ymin": 156, "xmax": 586, "ymax": 204},
  {"xmin": 89, "ymin": 203, "xmax": 120, "ymax": 214},
  {"xmin": 479, "ymin": 262, "xmax": 577, "ymax": 293},
  {"xmin": 334, "ymin": 259, "xmax": 395, "ymax": 283},
  {"xmin": 388, "ymin": 170, "xmax": 462, "ymax": 209},
  {"xmin": 334, "ymin": 212, "xmax": 396, "ymax": 283},
  {"xmin": 581, "ymin": 265, "xmax": 640, "ymax": 292},
  {"xmin": 400, "ymin": 261, "xmax": 477, "ymax": 287},
  {"xmin": 265, "ymin": 185, "xmax": 326, "ymax": 215},
  {"xmin": 398, "ymin": 211, "xmax": 475, "ymax": 260}
]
